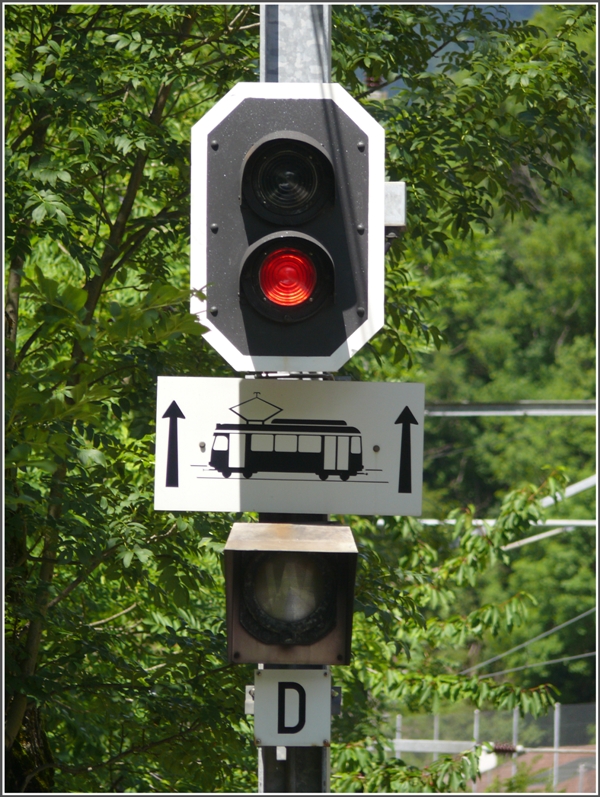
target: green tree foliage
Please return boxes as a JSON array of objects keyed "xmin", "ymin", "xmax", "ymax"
[
  {"xmin": 393, "ymin": 119, "xmax": 596, "ymax": 709},
  {"xmin": 400, "ymin": 147, "xmax": 596, "ymax": 515},
  {"xmin": 4, "ymin": 4, "xmax": 595, "ymax": 792}
]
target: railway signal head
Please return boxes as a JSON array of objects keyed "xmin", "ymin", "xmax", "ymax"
[
  {"xmin": 224, "ymin": 522, "xmax": 358, "ymax": 665},
  {"xmin": 190, "ymin": 83, "xmax": 385, "ymax": 372}
]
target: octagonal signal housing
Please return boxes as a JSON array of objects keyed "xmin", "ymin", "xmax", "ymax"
[{"xmin": 190, "ymin": 82, "xmax": 385, "ymax": 372}]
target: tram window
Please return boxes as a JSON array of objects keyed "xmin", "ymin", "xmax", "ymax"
[
  {"xmin": 213, "ymin": 435, "xmax": 229, "ymax": 451},
  {"xmin": 350, "ymin": 436, "xmax": 362, "ymax": 454},
  {"xmin": 251, "ymin": 434, "xmax": 274, "ymax": 452},
  {"xmin": 275, "ymin": 435, "xmax": 297, "ymax": 452},
  {"xmin": 298, "ymin": 435, "xmax": 321, "ymax": 453}
]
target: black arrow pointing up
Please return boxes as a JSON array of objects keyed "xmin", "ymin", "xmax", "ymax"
[
  {"xmin": 395, "ymin": 406, "xmax": 418, "ymax": 494},
  {"xmin": 163, "ymin": 401, "xmax": 185, "ymax": 487}
]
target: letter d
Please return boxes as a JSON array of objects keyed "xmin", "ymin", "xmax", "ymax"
[{"xmin": 277, "ymin": 681, "xmax": 306, "ymax": 734}]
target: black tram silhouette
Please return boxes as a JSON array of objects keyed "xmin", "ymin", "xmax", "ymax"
[
  {"xmin": 209, "ymin": 392, "xmax": 363, "ymax": 481},
  {"xmin": 209, "ymin": 417, "xmax": 363, "ymax": 481}
]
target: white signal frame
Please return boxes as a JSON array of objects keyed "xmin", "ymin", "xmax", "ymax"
[{"xmin": 190, "ymin": 82, "xmax": 385, "ymax": 373}]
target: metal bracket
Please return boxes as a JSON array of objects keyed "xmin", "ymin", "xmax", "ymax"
[
  {"xmin": 331, "ymin": 685, "xmax": 342, "ymax": 715},
  {"xmin": 245, "ymin": 684, "xmax": 255, "ymax": 715},
  {"xmin": 384, "ymin": 181, "xmax": 406, "ymax": 228},
  {"xmin": 385, "ymin": 181, "xmax": 406, "ymax": 252}
]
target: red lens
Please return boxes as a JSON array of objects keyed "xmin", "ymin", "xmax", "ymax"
[{"xmin": 259, "ymin": 248, "xmax": 317, "ymax": 306}]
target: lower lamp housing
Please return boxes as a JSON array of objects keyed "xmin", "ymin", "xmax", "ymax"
[{"xmin": 224, "ymin": 522, "xmax": 358, "ymax": 665}]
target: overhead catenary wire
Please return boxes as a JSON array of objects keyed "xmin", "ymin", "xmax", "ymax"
[
  {"xmin": 424, "ymin": 400, "xmax": 596, "ymax": 416},
  {"xmin": 417, "ymin": 475, "xmax": 597, "ymax": 542},
  {"xmin": 415, "ymin": 520, "xmax": 596, "ymax": 551},
  {"xmin": 480, "ymin": 651, "xmax": 596, "ymax": 679},
  {"xmin": 418, "ymin": 518, "xmax": 596, "ymax": 527},
  {"xmin": 460, "ymin": 607, "xmax": 596, "ymax": 675},
  {"xmin": 501, "ymin": 526, "xmax": 586, "ymax": 550},
  {"xmin": 539, "ymin": 474, "xmax": 596, "ymax": 507},
  {"xmin": 415, "ymin": 519, "xmax": 596, "ymax": 550}
]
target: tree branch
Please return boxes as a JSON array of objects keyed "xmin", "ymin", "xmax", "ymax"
[
  {"xmin": 181, "ymin": 6, "xmax": 250, "ymax": 53},
  {"xmin": 6, "ymin": 5, "xmax": 198, "ymax": 765},
  {"xmin": 5, "ymin": 256, "xmax": 23, "ymax": 372},
  {"xmin": 5, "ymin": 5, "xmax": 71, "ymax": 375},
  {"xmin": 106, "ymin": 200, "xmax": 187, "ymax": 279},
  {"xmin": 46, "ymin": 523, "xmax": 177, "ymax": 611},
  {"xmin": 21, "ymin": 718, "xmax": 205, "ymax": 791},
  {"xmin": 15, "ymin": 322, "xmax": 45, "ymax": 365},
  {"xmin": 4, "ymin": 101, "xmax": 17, "ymax": 142},
  {"xmin": 45, "ymin": 545, "xmax": 119, "ymax": 611},
  {"xmin": 9, "ymin": 115, "xmax": 52, "ymax": 151},
  {"xmin": 80, "ymin": 11, "xmax": 197, "ymax": 329},
  {"xmin": 355, "ymin": 36, "xmax": 463, "ymax": 100},
  {"xmin": 85, "ymin": 184, "xmax": 114, "ymax": 231},
  {"xmin": 88, "ymin": 602, "xmax": 138, "ymax": 627},
  {"xmin": 5, "ymin": 463, "xmax": 66, "ymax": 751}
]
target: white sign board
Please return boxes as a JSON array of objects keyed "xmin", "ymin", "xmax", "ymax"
[
  {"xmin": 253, "ymin": 668, "xmax": 331, "ymax": 747},
  {"xmin": 154, "ymin": 378, "xmax": 424, "ymax": 516}
]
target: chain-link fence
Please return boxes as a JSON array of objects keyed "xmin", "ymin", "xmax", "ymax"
[{"xmin": 391, "ymin": 702, "xmax": 596, "ymax": 793}]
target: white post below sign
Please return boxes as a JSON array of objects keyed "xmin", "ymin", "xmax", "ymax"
[
  {"xmin": 154, "ymin": 377, "xmax": 424, "ymax": 516},
  {"xmin": 253, "ymin": 669, "xmax": 331, "ymax": 747}
]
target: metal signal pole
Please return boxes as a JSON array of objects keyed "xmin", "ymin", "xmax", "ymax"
[
  {"xmin": 258, "ymin": 6, "xmax": 332, "ymax": 793},
  {"xmin": 260, "ymin": 4, "xmax": 331, "ymax": 84}
]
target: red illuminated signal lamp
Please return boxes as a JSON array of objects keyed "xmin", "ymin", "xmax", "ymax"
[
  {"xmin": 259, "ymin": 248, "xmax": 317, "ymax": 307},
  {"xmin": 240, "ymin": 231, "xmax": 334, "ymax": 324}
]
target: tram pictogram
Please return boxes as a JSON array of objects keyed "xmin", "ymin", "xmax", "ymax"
[
  {"xmin": 208, "ymin": 393, "xmax": 363, "ymax": 481},
  {"xmin": 154, "ymin": 376, "xmax": 424, "ymax": 515}
]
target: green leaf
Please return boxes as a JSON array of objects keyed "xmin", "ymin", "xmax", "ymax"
[
  {"xmin": 134, "ymin": 547, "xmax": 153, "ymax": 565},
  {"xmin": 77, "ymin": 449, "xmax": 107, "ymax": 468},
  {"xmin": 60, "ymin": 284, "xmax": 88, "ymax": 313},
  {"xmin": 5, "ymin": 443, "xmax": 32, "ymax": 464}
]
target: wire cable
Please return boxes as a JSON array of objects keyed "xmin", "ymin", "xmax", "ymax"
[
  {"xmin": 539, "ymin": 474, "xmax": 596, "ymax": 507},
  {"xmin": 460, "ymin": 607, "xmax": 596, "ymax": 675},
  {"xmin": 501, "ymin": 526, "xmax": 577, "ymax": 550},
  {"xmin": 418, "ymin": 518, "xmax": 595, "ymax": 527},
  {"xmin": 480, "ymin": 651, "xmax": 596, "ymax": 679}
]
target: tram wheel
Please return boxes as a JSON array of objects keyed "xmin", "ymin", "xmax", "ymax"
[
  {"xmin": 340, "ymin": 473, "xmax": 350, "ymax": 481},
  {"xmin": 318, "ymin": 472, "xmax": 328, "ymax": 481},
  {"xmin": 243, "ymin": 470, "xmax": 252, "ymax": 479},
  {"xmin": 222, "ymin": 469, "xmax": 231, "ymax": 479}
]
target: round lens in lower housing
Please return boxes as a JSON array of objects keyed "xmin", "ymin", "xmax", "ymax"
[{"xmin": 240, "ymin": 551, "xmax": 336, "ymax": 645}]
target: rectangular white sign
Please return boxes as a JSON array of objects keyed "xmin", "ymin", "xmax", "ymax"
[
  {"xmin": 154, "ymin": 377, "xmax": 424, "ymax": 516},
  {"xmin": 253, "ymin": 668, "xmax": 331, "ymax": 747}
]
